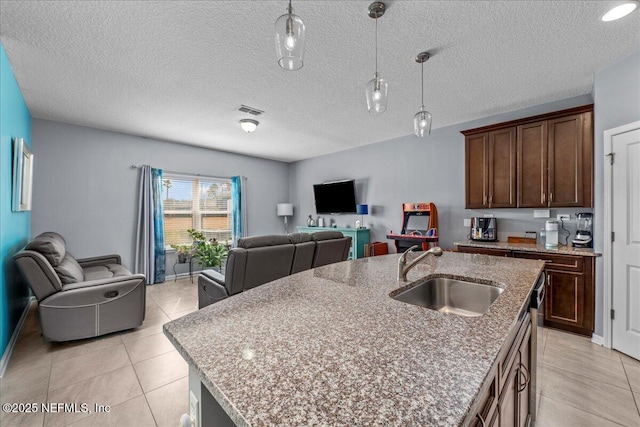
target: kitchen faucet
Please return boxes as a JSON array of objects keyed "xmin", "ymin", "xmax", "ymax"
[{"xmin": 397, "ymin": 245, "xmax": 444, "ymax": 281}]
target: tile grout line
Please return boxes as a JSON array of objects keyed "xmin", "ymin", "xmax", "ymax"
[
  {"xmin": 621, "ymin": 362, "xmax": 640, "ymax": 417},
  {"xmin": 539, "ymin": 359, "xmax": 632, "ymax": 392},
  {"xmin": 124, "ymin": 333, "xmax": 160, "ymax": 427},
  {"xmin": 539, "ymin": 360, "xmax": 639, "ymax": 423},
  {"xmin": 540, "ymin": 394, "xmax": 628, "ymax": 426},
  {"xmin": 47, "ymin": 346, "xmax": 131, "ymax": 393},
  {"xmin": 43, "ymin": 334, "xmax": 53, "ymax": 427}
]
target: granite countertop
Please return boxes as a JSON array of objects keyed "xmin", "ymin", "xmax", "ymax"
[
  {"xmin": 455, "ymin": 240, "xmax": 601, "ymax": 257},
  {"xmin": 164, "ymin": 252, "xmax": 545, "ymax": 427}
]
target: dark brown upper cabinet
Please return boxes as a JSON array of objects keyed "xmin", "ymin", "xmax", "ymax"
[
  {"xmin": 465, "ymin": 128, "xmax": 516, "ymax": 209},
  {"xmin": 463, "ymin": 105, "xmax": 593, "ymax": 209}
]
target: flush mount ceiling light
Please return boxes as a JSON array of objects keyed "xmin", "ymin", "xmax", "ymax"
[
  {"xmin": 239, "ymin": 119, "xmax": 259, "ymax": 133},
  {"xmin": 365, "ymin": 2, "xmax": 389, "ymax": 114},
  {"xmin": 602, "ymin": 1, "xmax": 638, "ymax": 21},
  {"xmin": 414, "ymin": 51, "xmax": 433, "ymax": 138},
  {"xmin": 275, "ymin": 0, "xmax": 306, "ymax": 71}
]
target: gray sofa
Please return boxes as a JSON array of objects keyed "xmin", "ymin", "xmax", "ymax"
[
  {"xmin": 198, "ymin": 231, "xmax": 351, "ymax": 308},
  {"xmin": 13, "ymin": 232, "xmax": 146, "ymax": 342}
]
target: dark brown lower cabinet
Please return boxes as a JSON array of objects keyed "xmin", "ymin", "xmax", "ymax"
[
  {"xmin": 457, "ymin": 246, "xmax": 511, "ymax": 257},
  {"xmin": 474, "ymin": 314, "xmax": 532, "ymax": 427},
  {"xmin": 512, "ymin": 251, "xmax": 594, "ymax": 336},
  {"xmin": 457, "ymin": 245, "xmax": 595, "ymax": 336}
]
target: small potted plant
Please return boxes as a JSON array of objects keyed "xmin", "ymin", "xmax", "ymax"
[
  {"xmin": 187, "ymin": 229, "xmax": 228, "ymax": 271},
  {"xmin": 171, "ymin": 244, "xmax": 191, "ymax": 263}
]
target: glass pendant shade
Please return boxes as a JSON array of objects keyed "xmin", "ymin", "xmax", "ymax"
[
  {"xmin": 275, "ymin": 7, "xmax": 306, "ymax": 71},
  {"xmin": 366, "ymin": 73, "xmax": 389, "ymax": 113},
  {"xmin": 414, "ymin": 107, "xmax": 432, "ymax": 137}
]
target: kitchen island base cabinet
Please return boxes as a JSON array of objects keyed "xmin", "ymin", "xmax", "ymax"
[
  {"xmin": 473, "ymin": 313, "xmax": 532, "ymax": 427},
  {"xmin": 189, "ymin": 367, "xmax": 236, "ymax": 427}
]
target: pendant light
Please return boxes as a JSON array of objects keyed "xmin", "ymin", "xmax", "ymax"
[
  {"xmin": 365, "ymin": 2, "xmax": 388, "ymax": 113},
  {"xmin": 414, "ymin": 51, "xmax": 432, "ymax": 137},
  {"xmin": 275, "ymin": 0, "xmax": 306, "ymax": 71}
]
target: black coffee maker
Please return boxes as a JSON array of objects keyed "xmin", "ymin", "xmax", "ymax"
[
  {"xmin": 572, "ymin": 213, "xmax": 593, "ymax": 248},
  {"xmin": 470, "ymin": 217, "xmax": 498, "ymax": 242}
]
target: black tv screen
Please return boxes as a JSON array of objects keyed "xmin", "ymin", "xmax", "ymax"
[{"xmin": 313, "ymin": 180, "xmax": 357, "ymax": 214}]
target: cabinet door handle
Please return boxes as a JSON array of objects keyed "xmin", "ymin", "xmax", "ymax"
[
  {"xmin": 476, "ymin": 413, "xmax": 487, "ymax": 427},
  {"xmin": 489, "ymin": 194, "xmax": 493, "ymax": 205},
  {"xmin": 541, "ymin": 193, "xmax": 546, "ymax": 204},
  {"xmin": 549, "ymin": 192, "xmax": 554, "ymax": 203},
  {"xmin": 517, "ymin": 363, "xmax": 530, "ymax": 393},
  {"xmin": 483, "ymin": 194, "xmax": 487, "ymax": 205}
]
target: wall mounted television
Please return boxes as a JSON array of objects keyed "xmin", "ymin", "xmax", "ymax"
[{"xmin": 313, "ymin": 180, "xmax": 357, "ymax": 214}]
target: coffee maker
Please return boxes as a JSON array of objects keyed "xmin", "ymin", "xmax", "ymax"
[
  {"xmin": 470, "ymin": 217, "xmax": 498, "ymax": 242},
  {"xmin": 572, "ymin": 212, "xmax": 593, "ymax": 248}
]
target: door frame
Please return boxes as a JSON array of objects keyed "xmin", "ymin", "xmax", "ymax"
[{"xmin": 603, "ymin": 120, "xmax": 640, "ymax": 349}]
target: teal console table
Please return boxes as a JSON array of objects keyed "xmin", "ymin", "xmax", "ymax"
[{"xmin": 296, "ymin": 226, "xmax": 370, "ymax": 259}]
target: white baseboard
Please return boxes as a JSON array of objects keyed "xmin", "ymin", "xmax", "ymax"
[
  {"xmin": 0, "ymin": 297, "xmax": 35, "ymax": 378},
  {"xmin": 591, "ymin": 333, "xmax": 604, "ymax": 346}
]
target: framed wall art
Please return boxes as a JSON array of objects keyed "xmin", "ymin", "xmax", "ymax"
[{"xmin": 12, "ymin": 137, "xmax": 33, "ymax": 212}]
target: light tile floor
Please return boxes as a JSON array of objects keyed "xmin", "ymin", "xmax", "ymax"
[{"xmin": 1, "ymin": 277, "xmax": 639, "ymax": 426}]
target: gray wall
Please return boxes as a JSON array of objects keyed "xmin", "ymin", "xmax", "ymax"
[
  {"xmin": 31, "ymin": 119, "xmax": 290, "ymax": 271},
  {"xmin": 289, "ymin": 94, "xmax": 594, "ymax": 251},
  {"xmin": 593, "ymin": 48, "xmax": 640, "ymax": 337}
]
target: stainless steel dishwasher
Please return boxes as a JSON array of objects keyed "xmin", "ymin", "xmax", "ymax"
[{"xmin": 530, "ymin": 272, "xmax": 546, "ymax": 423}]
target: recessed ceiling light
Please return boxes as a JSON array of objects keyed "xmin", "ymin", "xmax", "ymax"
[
  {"xmin": 239, "ymin": 119, "xmax": 259, "ymax": 133},
  {"xmin": 602, "ymin": 1, "xmax": 638, "ymax": 21}
]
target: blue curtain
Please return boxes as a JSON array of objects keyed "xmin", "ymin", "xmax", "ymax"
[
  {"xmin": 151, "ymin": 168, "xmax": 166, "ymax": 282},
  {"xmin": 231, "ymin": 176, "xmax": 246, "ymax": 246},
  {"xmin": 135, "ymin": 166, "xmax": 166, "ymax": 284}
]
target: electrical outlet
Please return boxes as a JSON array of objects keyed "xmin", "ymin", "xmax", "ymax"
[
  {"xmin": 189, "ymin": 391, "xmax": 199, "ymax": 427},
  {"xmin": 534, "ymin": 210, "xmax": 550, "ymax": 218},
  {"xmin": 557, "ymin": 214, "xmax": 570, "ymax": 221},
  {"xmin": 463, "ymin": 218, "xmax": 471, "ymax": 227}
]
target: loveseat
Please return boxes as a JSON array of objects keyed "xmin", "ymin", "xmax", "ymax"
[
  {"xmin": 198, "ymin": 231, "xmax": 351, "ymax": 308},
  {"xmin": 13, "ymin": 232, "xmax": 146, "ymax": 342}
]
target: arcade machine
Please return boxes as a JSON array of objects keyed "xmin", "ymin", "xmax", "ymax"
[{"xmin": 386, "ymin": 202, "xmax": 439, "ymax": 252}]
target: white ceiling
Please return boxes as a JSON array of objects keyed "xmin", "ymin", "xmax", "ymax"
[{"xmin": 1, "ymin": 1, "xmax": 639, "ymax": 163}]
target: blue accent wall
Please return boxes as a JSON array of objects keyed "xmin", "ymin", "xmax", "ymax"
[{"xmin": 0, "ymin": 42, "xmax": 32, "ymax": 358}]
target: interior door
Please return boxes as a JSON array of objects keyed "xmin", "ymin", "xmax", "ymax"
[{"xmin": 612, "ymin": 127, "xmax": 640, "ymax": 359}]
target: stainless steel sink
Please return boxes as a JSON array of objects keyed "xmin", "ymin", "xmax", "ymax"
[{"xmin": 391, "ymin": 277, "xmax": 503, "ymax": 317}]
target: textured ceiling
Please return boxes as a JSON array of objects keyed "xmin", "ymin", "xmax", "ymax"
[{"xmin": 1, "ymin": 1, "xmax": 639, "ymax": 162}]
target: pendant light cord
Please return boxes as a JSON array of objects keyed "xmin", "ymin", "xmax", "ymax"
[
  {"xmin": 421, "ymin": 61, "xmax": 424, "ymax": 107},
  {"xmin": 375, "ymin": 15, "xmax": 378, "ymax": 75}
]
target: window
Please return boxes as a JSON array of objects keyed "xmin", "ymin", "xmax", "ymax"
[{"xmin": 162, "ymin": 174, "xmax": 232, "ymax": 247}]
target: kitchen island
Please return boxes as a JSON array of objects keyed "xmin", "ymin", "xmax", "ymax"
[{"xmin": 164, "ymin": 252, "xmax": 545, "ymax": 426}]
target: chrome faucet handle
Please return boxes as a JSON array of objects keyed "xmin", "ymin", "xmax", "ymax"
[
  {"xmin": 399, "ymin": 245, "xmax": 419, "ymax": 263},
  {"xmin": 398, "ymin": 245, "xmax": 419, "ymax": 281},
  {"xmin": 398, "ymin": 246, "xmax": 443, "ymax": 281}
]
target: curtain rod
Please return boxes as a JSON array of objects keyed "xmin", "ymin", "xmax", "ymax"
[{"xmin": 129, "ymin": 165, "xmax": 245, "ymax": 181}]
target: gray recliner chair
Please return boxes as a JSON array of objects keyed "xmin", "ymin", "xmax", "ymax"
[{"xmin": 13, "ymin": 232, "xmax": 146, "ymax": 342}]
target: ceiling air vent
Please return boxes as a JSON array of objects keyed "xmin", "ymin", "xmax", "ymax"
[{"xmin": 238, "ymin": 105, "xmax": 264, "ymax": 116}]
